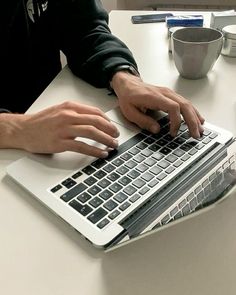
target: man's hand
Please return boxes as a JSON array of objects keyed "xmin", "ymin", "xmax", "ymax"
[
  {"xmin": 111, "ymin": 71, "xmax": 205, "ymax": 138},
  {"xmin": 0, "ymin": 101, "xmax": 119, "ymax": 157}
]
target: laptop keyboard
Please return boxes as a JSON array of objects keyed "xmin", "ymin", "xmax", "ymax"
[{"xmin": 49, "ymin": 116, "xmax": 218, "ymax": 230}]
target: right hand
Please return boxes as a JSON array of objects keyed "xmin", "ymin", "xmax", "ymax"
[{"xmin": 1, "ymin": 101, "xmax": 119, "ymax": 157}]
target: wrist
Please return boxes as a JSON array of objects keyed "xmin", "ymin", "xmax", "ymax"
[
  {"xmin": 0, "ymin": 113, "xmax": 28, "ymax": 149},
  {"xmin": 109, "ymin": 65, "xmax": 140, "ymax": 91},
  {"xmin": 111, "ymin": 70, "xmax": 142, "ymax": 95}
]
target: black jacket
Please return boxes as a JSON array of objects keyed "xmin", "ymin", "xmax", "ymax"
[{"xmin": 1, "ymin": 0, "xmax": 137, "ymax": 113}]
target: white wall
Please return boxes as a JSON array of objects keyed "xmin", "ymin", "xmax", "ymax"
[{"xmin": 101, "ymin": 0, "xmax": 117, "ymax": 12}]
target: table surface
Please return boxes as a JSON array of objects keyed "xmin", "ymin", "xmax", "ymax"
[{"xmin": 1, "ymin": 10, "xmax": 236, "ymax": 295}]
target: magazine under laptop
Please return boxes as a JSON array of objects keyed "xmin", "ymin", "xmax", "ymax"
[{"xmin": 6, "ymin": 107, "xmax": 236, "ymax": 251}]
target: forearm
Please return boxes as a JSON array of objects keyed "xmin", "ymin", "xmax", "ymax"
[
  {"xmin": 54, "ymin": 0, "xmax": 137, "ymax": 87},
  {"xmin": 0, "ymin": 113, "xmax": 26, "ymax": 149}
]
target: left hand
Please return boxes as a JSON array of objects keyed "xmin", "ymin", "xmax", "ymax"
[{"xmin": 111, "ymin": 71, "xmax": 205, "ymax": 138}]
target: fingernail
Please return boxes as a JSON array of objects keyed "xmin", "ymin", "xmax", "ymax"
[
  {"xmin": 101, "ymin": 151, "xmax": 109, "ymax": 158},
  {"xmin": 114, "ymin": 130, "xmax": 120, "ymax": 137},
  {"xmin": 112, "ymin": 139, "xmax": 119, "ymax": 148},
  {"xmin": 150, "ymin": 125, "xmax": 159, "ymax": 134}
]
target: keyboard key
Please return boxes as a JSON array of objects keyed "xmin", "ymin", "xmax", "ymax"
[
  {"xmin": 141, "ymin": 149, "xmax": 153, "ymax": 157},
  {"xmin": 173, "ymin": 160, "xmax": 183, "ymax": 167},
  {"xmin": 108, "ymin": 210, "xmax": 121, "ymax": 220},
  {"xmin": 97, "ymin": 178, "xmax": 111, "ymax": 188},
  {"xmin": 51, "ymin": 184, "xmax": 62, "ymax": 193},
  {"xmin": 209, "ymin": 132, "xmax": 218, "ymax": 139},
  {"xmin": 188, "ymin": 148, "xmax": 198, "ymax": 155},
  {"xmin": 112, "ymin": 158, "xmax": 125, "ymax": 167},
  {"xmin": 133, "ymin": 154, "xmax": 145, "ymax": 163},
  {"xmin": 159, "ymin": 147, "xmax": 172, "ymax": 155},
  {"xmin": 123, "ymin": 185, "xmax": 137, "ymax": 195},
  {"xmin": 82, "ymin": 165, "xmax": 96, "ymax": 175},
  {"xmin": 127, "ymin": 170, "xmax": 140, "ymax": 179},
  {"xmin": 173, "ymin": 148, "xmax": 185, "ymax": 157},
  {"xmin": 166, "ymin": 154, "xmax": 178, "ymax": 163},
  {"xmin": 144, "ymin": 137, "xmax": 155, "ymax": 144},
  {"xmin": 120, "ymin": 152, "xmax": 133, "ymax": 160},
  {"xmin": 157, "ymin": 160, "xmax": 170, "ymax": 169},
  {"xmin": 60, "ymin": 183, "xmax": 87, "ymax": 202},
  {"xmin": 94, "ymin": 170, "xmax": 107, "ymax": 179},
  {"xmin": 84, "ymin": 176, "xmax": 97, "ymax": 186},
  {"xmin": 107, "ymin": 172, "xmax": 120, "ymax": 181},
  {"xmin": 104, "ymin": 200, "xmax": 118, "ymax": 211},
  {"xmin": 61, "ymin": 178, "xmax": 76, "ymax": 189},
  {"xmin": 99, "ymin": 189, "xmax": 113, "ymax": 200},
  {"xmin": 165, "ymin": 166, "xmax": 175, "ymax": 174},
  {"xmin": 116, "ymin": 166, "xmax": 129, "ymax": 175},
  {"xmin": 87, "ymin": 185, "xmax": 102, "ymax": 195},
  {"xmin": 181, "ymin": 154, "xmax": 190, "ymax": 161},
  {"xmin": 125, "ymin": 160, "xmax": 137, "ymax": 169},
  {"xmin": 180, "ymin": 143, "xmax": 192, "ymax": 152},
  {"xmin": 91, "ymin": 158, "xmax": 107, "ymax": 169},
  {"xmin": 118, "ymin": 176, "xmax": 132, "ymax": 186},
  {"xmin": 109, "ymin": 183, "xmax": 123, "ymax": 193},
  {"xmin": 156, "ymin": 139, "xmax": 168, "ymax": 146},
  {"xmin": 87, "ymin": 207, "xmax": 108, "ymax": 224},
  {"xmin": 141, "ymin": 172, "xmax": 154, "ymax": 182},
  {"xmin": 148, "ymin": 179, "xmax": 159, "ymax": 188},
  {"xmin": 129, "ymin": 147, "xmax": 140, "ymax": 155},
  {"xmin": 136, "ymin": 163, "xmax": 148, "ymax": 172},
  {"xmin": 133, "ymin": 178, "xmax": 146, "ymax": 188},
  {"xmin": 149, "ymin": 143, "xmax": 161, "ymax": 152},
  {"xmin": 136, "ymin": 142, "xmax": 148, "ymax": 150},
  {"xmin": 144, "ymin": 158, "xmax": 156, "ymax": 167},
  {"xmin": 114, "ymin": 192, "xmax": 128, "ymax": 203},
  {"xmin": 174, "ymin": 137, "xmax": 185, "ymax": 145},
  {"xmin": 72, "ymin": 171, "xmax": 83, "ymax": 179},
  {"xmin": 139, "ymin": 186, "xmax": 150, "ymax": 195},
  {"xmin": 149, "ymin": 166, "xmax": 162, "ymax": 175},
  {"xmin": 130, "ymin": 194, "xmax": 141, "ymax": 203},
  {"xmin": 157, "ymin": 173, "xmax": 167, "ymax": 181},
  {"xmin": 97, "ymin": 218, "xmax": 110, "ymax": 229},
  {"xmin": 89, "ymin": 197, "xmax": 103, "ymax": 208},
  {"xmin": 152, "ymin": 152, "xmax": 164, "ymax": 160},
  {"xmin": 119, "ymin": 201, "xmax": 131, "ymax": 211},
  {"xmin": 69, "ymin": 200, "xmax": 93, "ymax": 216},
  {"xmin": 103, "ymin": 164, "xmax": 116, "ymax": 173},
  {"xmin": 77, "ymin": 192, "xmax": 92, "ymax": 203}
]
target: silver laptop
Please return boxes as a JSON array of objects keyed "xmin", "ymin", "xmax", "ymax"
[{"xmin": 6, "ymin": 107, "xmax": 236, "ymax": 251}]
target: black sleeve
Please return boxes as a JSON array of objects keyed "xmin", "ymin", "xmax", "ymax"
[{"xmin": 50, "ymin": 0, "xmax": 138, "ymax": 88}]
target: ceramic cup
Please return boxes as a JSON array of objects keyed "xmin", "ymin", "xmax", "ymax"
[{"xmin": 172, "ymin": 27, "xmax": 223, "ymax": 79}]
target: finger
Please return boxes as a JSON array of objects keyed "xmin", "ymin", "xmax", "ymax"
[
  {"xmin": 193, "ymin": 106, "xmax": 205, "ymax": 125},
  {"xmin": 137, "ymin": 94, "xmax": 182, "ymax": 137},
  {"xmin": 58, "ymin": 101, "xmax": 111, "ymax": 121},
  {"xmin": 64, "ymin": 139, "xmax": 110, "ymax": 158},
  {"xmin": 123, "ymin": 106, "xmax": 161, "ymax": 133},
  {"xmin": 166, "ymin": 102, "xmax": 182, "ymax": 137},
  {"xmin": 71, "ymin": 114, "xmax": 120, "ymax": 138},
  {"xmin": 68, "ymin": 125, "xmax": 119, "ymax": 149},
  {"xmin": 164, "ymin": 92, "xmax": 202, "ymax": 138}
]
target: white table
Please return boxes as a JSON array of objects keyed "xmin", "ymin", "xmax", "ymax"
[{"xmin": 1, "ymin": 10, "xmax": 236, "ymax": 295}]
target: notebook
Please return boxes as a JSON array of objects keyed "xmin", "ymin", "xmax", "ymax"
[{"xmin": 6, "ymin": 107, "xmax": 236, "ymax": 251}]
